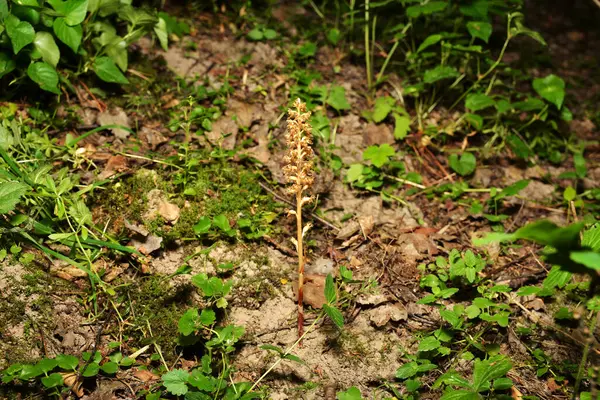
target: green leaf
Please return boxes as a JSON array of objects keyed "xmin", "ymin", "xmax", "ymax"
[
  {"xmin": 466, "ymin": 21, "xmax": 492, "ymax": 43},
  {"xmin": 247, "ymin": 28, "xmax": 263, "ymax": 41},
  {"xmin": 372, "ymin": 96, "xmax": 394, "ymax": 123},
  {"xmin": 516, "ymin": 286, "xmax": 540, "ymax": 296},
  {"xmin": 93, "ymin": 57, "xmax": 129, "ymax": 84},
  {"xmin": 570, "ymin": 251, "xmax": 600, "ymax": 271},
  {"xmin": 393, "ymin": 113, "xmax": 410, "ymax": 139},
  {"xmin": 0, "ymin": 182, "xmax": 29, "ymax": 214},
  {"xmin": 154, "ymin": 17, "xmax": 168, "ymax": 51},
  {"xmin": 327, "ymin": 85, "xmax": 351, "ymax": 111},
  {"xmin": 465, "ymin": 305, "xmax": 480, "ymax": 319},
  {"xmin": 0, "ymin": 51, "xmax": 16, "ymax": 78},
  {"xmin": 448, "ymin": 152, "xmax": 476, "ymax": 176},
  {"xmin": 582, "ymin": 224, "xmax": 600, "ymax": 252},
  {"xmin": 194, "ymin": 216, "xmax": 211, "ymax": 235},
  {"xmin": 543, "ymin": 265, "xmax": 572, "ymax": 289},
  {"xmin": 563, "ymin": 186, "xmax": 576, "ymax": 202},
  {"xmin": 396, "ymin": 362, "xmax": 419, "ymax": 379},
  {"xmin": 162, "ymin": 369, "xmax": 190, "ymax": 396},
  {"xmin": 510, "ymin": 13, "xmax": 546, "ymax": 46},
  {"xmin": 81, "ymin": 363, "xmax": 100, "ymax": 377},
  {"xmin": 188, "ymin": 369, "xmax": 215, "ymax": 391},
  {"xmin": 472, "ymin": 355, "xmax": 512, "ymax": 392},
  {"xmin": 200, "ymin": 309, "xmax": 216, "ymax": 326},
  {"xmin": 323, "ymin": 304, "xmax": 344, "ymax": 328},
  {"xmin": 423, "ymin": 65, "xmax": 459, "ymax": 84},
  {"xmin": 324, "ymin": 273, "xmax": 336, "ymax": 304},
  {"xmin": 406, "ymin": 1, "xmax": 448, "ymax": 18},
  {"xmin": 327, "ymin": 28, "xmax": 341, "ymax": 45},
  {"xmin": 440, "ymin": 390, "xmax": 479, "ymax": 400},
  {"xmin": 363, "ymin": 144, "xmax": 395, "ymax": 168},
  {"xmin": 337, "ymin": 386, "xmax": 362, "ymax": 400},
  {"xmin": 418, "ymin": 336, "xmax": 441, "ymax": 352},
  {"xmin": 213, "ymin": 214, "xmax": 230, "ymax": 232},
  {"xmin": 56, "ymin": 354, "xmax": 79, "ymax": 370},
  {"xmin": 464, "ymin": 113, "xmax": 483, "ymax": 130},
  {"xmin": 179, "ymin": 308, "xmax": 200, "ymax": 336},
  {"xmin": 27, "ymin": 62, "xmax": 60, "ymax": 94},
  {"xmin": 37, "ymin": 358, "xmax": 58, "ymax": 374},
  {"xmin": 574, "ymin": 152, "xmax": 586, "ymax": 178},
  {"xmin": 41, "ymin": 373, "xmax": 64, "ymax": 388},
  {"xmin": 101, "ymin": 361, "xmax": 119, "ymax": 374},
  {"xmin": 33, "ymin": 32, "xmax": 60, "ymax": 67},
  {"xmin": 0, "ymin": 0, "xmax": 8, "ymax": 21},
  {"xmin": 533, "ymin": 74, "xmax": 565, "ymax": 109},
  {"xmin": 263, "ymin": 29, "xmax": 277, "ymax": 40},
  {"xmin": 64, "ymin": 0, "xmax": 88, "ymax": 26},
  {"xmin": 417, "ymin": 34, "xmax": 442, "ymax": 53},
  {"xmin": 506, "ymin": 134, "xmax": 532, "ymax": 159},
  {"xmin": 53, "ymin": 17, "xmax": 82, "ymax": 52},
  {"xmin": 465, "ymin": 93, "xmax": 495, "ymax": 111},
  {"xmin": 5, "ymin": 14, "xmax": 35, "ymax": 54},
  {"xmin": 346, "ymin": 164, "xmax": 364, "ymax": 183}
]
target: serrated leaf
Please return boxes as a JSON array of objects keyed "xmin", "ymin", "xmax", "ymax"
[
  {"xmin": 324, "ymin": 273, "xmax": 336, "ymax": 304},
  {"xmin": 466, "ymin": 21, "xmax": 492, "ymax": 43},
  {"xmin": 372, "ymin": 96, "xmax": 394, "ymax": 123},
  {"xmin": 393, "ymin": 113, "xmax": 410, "ymax": 140},
  {"xmin": 53, "ymin": 17, "xmax": 82, "ymax": 52},
  {"xmin": 33, "ymin": 31, "xmax": 60, "ymax": 67},
  {"xmin": 395, "ymin": 362, "xmax": 419, "ymax": 379},
  {"xmin": 327, "ymin": 85, "xmax": 350, "ymax": 111},
  {"xmin": 93, "ymin": 56, "xmax": 129, "ymax": 84},
  {"xmin": 472, "ymin": 355, "xmax": 512, "ymax": 391},
  {"xmin": 200, "ymin": 309, "xmax": 216, "ymax": 326},
  {"xmin": 363, "ymin": 144, "xmax": 395, "ymax": 168},
  {"xmin": 418, "ymin": 336, "xmax": 441, "ymax": 352},
  {"xmin": 0, "ymin": 182, "xmax": 29, "ymax": 214},
  {"xmin": 323, "ymin": 304, "xmax": 344, "ymax": 328},
  {"xmin": 582, "ymin": 224, "xmax": 600, "ymax": 252},
  {"xmin": 188, "ymin": 369, "xmax": 214, "ymax": 391},
  {"xmin": 533, "ymin": 74, "xmax": 565, "ymax": 109},
  {"xmin": 162, "ymin": 369, "xmax": 190, "ymax": 396}
]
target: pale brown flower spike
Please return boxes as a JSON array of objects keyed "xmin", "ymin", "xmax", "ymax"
[{"xmin": 284, "ymin": 98, "xmax": 314, "ymax": 341}]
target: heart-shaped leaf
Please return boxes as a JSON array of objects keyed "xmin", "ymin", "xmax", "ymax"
[
  {"xmin": 5, "ymin": 15, "xmax": 35, "ymax": 54},
  {"xmin": 533, "ymin": 74, "xmax": 565, "ymax": 109},
  {"xmin": 448, "ymin": 152, "xmax": 476, "ymax": 176},
  {"xmin": 466, "ymin": 21, "xmax": 492, "ymax": 43},
  {"xmin": 27, "ymin": 62, "xmax": 60, "ymax": 94}
]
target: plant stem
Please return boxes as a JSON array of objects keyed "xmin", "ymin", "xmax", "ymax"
[
  {"xmin": 364, "ymin": 0, "xmax": 371, "ymax": 89},
  {"xmin": 296, "ymin": 190, "xmax": 305, "ymax": 340}
]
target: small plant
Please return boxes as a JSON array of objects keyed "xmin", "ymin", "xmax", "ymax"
[{"xmin": 283, "ymin": 98, "xmax": 315, "ymax": 339}]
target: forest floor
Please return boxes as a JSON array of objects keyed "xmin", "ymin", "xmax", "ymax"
[{"xmin": 1, "ymin": 1, "xmax": 600, "ymax": 400}]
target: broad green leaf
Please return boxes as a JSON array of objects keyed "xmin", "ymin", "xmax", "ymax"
[
  {"xmin": 178, "ymin": 308, "xmax": 199, "ymax": 335},
  {"xmin": 372, "ymin": 96, "xmax": 394, "ymax": 123},
  {"xmin": 327, "ymin": 28, "xmax": 341, "ymax": 45},
  {"xmin": 263, "ymin": 29, "xmax": 277, "ymax": 40},
  {"xmin": 324, "ymin": 273, "xmax": 336, "ymax": 304},
  {"xmin": 418, "ymin": 336, "xmax": 441, "ymax": 352},
  {"xmin": 466, "ymin": 21, "xmax": 492, "ymax": 43},
  {"xmin": 53, "ymin": 17, "xmax": 82, "ymax": 52},
  {"xmin": 363, "ymin": 144, "xmax": 395, "ymax": 168},
  {"xmin": 93, "ymin": 56, "xmax": 129, "ymax": 84},
  {"xmin": 154, "ymin": 17, "xmax": 168, "ymax": 51},
  {"xmin": 440, "ymin": 390, "xmax": 479, "ymax": 400},
  {"xmin": 27, "ymin": 62, "xmax": 60, "ymax": 94},
  {"xmin": 346, "ymin": 164, "xmax": 364, "ymax": 183},
  {"xmin": 81, "ymin": 363, "xmax": 100, "ymax": 377},
  {"xmin": 472, "ymin": 356, "xmax": 512, "ymax": 391},
  {"xmin": 323, "ymin": 304, "xmax": 344, "ymax": 328},
  {"xmin": 100, "ymin": 361, "xmax": 118, "ymax": 374},
  {"xmin": 533, "ymin": 74, "xmax": 565, "ymax": 109},
  {"xmin": 33, "ymin": 32, "xmax": 60, "ymax": 67},
  {"xmin": 543, "ymin": 265, "xmax": 572, "ymax": 289},
  {"xmin": 327, "ymin": 85, "xmax": 351, "ymax": 111},
  {"xmin": 56, "ymin": 354, "xmax": 79, "ymax": 370},
  {"xmin": 0, "ymin": 0, "xmax": 8, "ymax": 21},
  {"xmin": 41, "ymin": 373, "xmax": 63, "ymax": 388},
  {"xmin": 162, "ymin": 369, "xmax": 190, "ymax": 396},
  {"xmin": 37, "ymin": 358, "xmax": 58, "ymax": 374},
  {"xmin": 506, "ymin": 134, "xmax": 532, "ymax": 159},
  {"xmin": 465, "ymin": 93, "xmax": 495, "ymax": 111},
  {"xmin": 582, "ymin": 224, "xmax": 600, "ymax": 252},
  {"xmin": 337, "ymin": 386, "xmax": 362, "ymax": 400},
  {"xmin": 0, "ymin": 182, "xmax": 29, "ymax": 214},
  {"xmin": 563, "ymin": 186, "xmax": 576, "ymax": 202},
  {"xmin": 448, "ymin": 152, "xmax": 476, "ymax": 176},
  {"xmin": 393, "ymin": 113, "xmax": 410, "ymax": 139},
  {"xmin": 465, "ymin": 305, "xmax": 480, "ymax": 319},
  {"xmin": 5, "ymin": 14, "xmax": 35, "ymax": 54},
  {"xmin": 247, "ymin": 28, "xmax": 263, "ymax": 41},
  {"xmin": 200, "ymin": 309, "xmax": 216, "ymax": 326},
  {"xmin": 407, "ymin": 1, "xmax": 448, "ymax": 18},
  {"xmin": 423, "ymin": 65, "xmax": 459, "ymax": 84},
  {"xmin": 464, "ymin": 113, "xmax": 483, "ymax": 130},
  {"xmin": 194, "ymin": 216, "xmax": 211, "ymax": 235},
  {"xmin": 188, "ymin": 369, "xmax": 215, "ymax": 391},
  {"xmin": 516, "ymin": 286, "xmax": 540, "ymax": 296},
  {"xmin": 510, "ymin": 13, "xmax": 546, "ymax": 46},
  {"xmin": 570, "ymin": 251, "xmax": 600, "ymax": 271},
  {"xmin": 64, "ymin": 0, "xmax": 88, "ymax": 26},
  {"xmin": 0, "ymin": 51, "xmax": 16, "ymax": 78},
  {"xmin": 213, "ymin": 214, "xmax": 230, "ymax": 232},
  {"xmin": 417, "ymin": 34, "xmax": 442, "ymax": 53},
  {"xmin": 395, "ymin": 362, "xmax": 419, "ymax": 379}
]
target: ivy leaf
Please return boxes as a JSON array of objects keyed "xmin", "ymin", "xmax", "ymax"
[
  {"xmin": 93, "ymin": 57, "xmax": 128, "ymax": 84},
  {"xmin": 327, "ymin": 85, "xmax": 350, "ymax": 111},
  {"xmin": 448, "ymin": 152, "xmax": 476, "ymax": 176},
  {"xmin": 363, "ymin": 144, "xmax": 395, "ymax": 168},
  {"xmin": 33, "ymin": 32, "xmax": 60, "ymax": 67},
  {"xmin": 466, "ymin": 21, "xmax": 492, "ymax": 43},
  {"xmin": 0, "ymin": 182, "xmax": 29, "ymax": 214},
  {"xmin": 53, "ymin": 17, "xmax": 82, "ymax": 52},
  {"xmin": 465, "ymin": 93, "xmax": 495, "ymax": 111},
  {"xmin": 5, "ymin": 15, "xmax": 35, "ymax": 54},
  {"xmin": 533, "ymin": 74, "xmax": 565, "ymax": 109},
  {"xmin": 162, "ymin": 369, "xmax": 190, "ymax": 396},
  {"xmin": 64, "ymin": 0, "xmax": 88, "ymax": 26}
]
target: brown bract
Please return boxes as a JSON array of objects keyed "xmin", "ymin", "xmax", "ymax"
[{"xmin": 283, "ymin": 98, "xmax": 315, "ymax": 196}]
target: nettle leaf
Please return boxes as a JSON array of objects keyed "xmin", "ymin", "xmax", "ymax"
[
  {"xmin": 466, "ymin": 21, "xmax": 492, "ymax": 43},
  {"xmin": 533, "ymin": 74, "xmax": 565, "ymax": 109},
  {"xmin": 363, "ymin": 144, "xmax": 395, "ymax": 168},
  {"xmin": 323, "ymin": 304, "xmax": 344, "ymax": 328},
  {"xmin": 53, "ymin": 17, "xmax": 82, "ymax": 52},
  {"xmin": 465, "ymin": 93, "xmax": 495, "ymax": 111},
  {"xmin": 407, "ymin": 1, "xmax": 448, "ymax": 18},
  {"xmin": 324, "ymin": 273, "xmax": 336, "ymax": 304},
  {"xmin": 327, "ymin": 85, "xmax": 351, "ymax": 111},
  {"xmin": 33, "ymin": 32, "xmax": 60, "ymax": 67},
  {"xmin": 423, "ymin": 65, "xmax": 459, "ymax": 84},
  {"xmin": 337, "ymin": 386, "xmax": 363, "ymax": 400},
  {"xmin": 417, "ymin": 34, "xmax": 442, "ymax": 53},
  {"xmin": 93, "ymin": 56, "xmax": 129, "ymax": 84},
  {"xmin": 448, "ymin": 152, "xmax": 476, "ymax": 176},
  {"xmin": 393, "ymin": 113, "xmax": 410, "ymax": 140},
  {"xmin": 64, "ymin": 0, "xmax": 88, "ymax": 26},
  {"xmin": 0, "ymin": 182, "xmax": 29, "ymax": 214},
  {"xmin": 162, "ymin": 368, "xmax": 190, "ymax": 396},
  {"xmin": 418, "ymin": 336, "xmax": 441, "ymax": 352},
  {"xmin": 372, "ymin": 96, "xmax": 394, "ymax": 123},
  {"xmin": 5, "ymin": 14, "xmax": 35, "ymax": 54}
]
